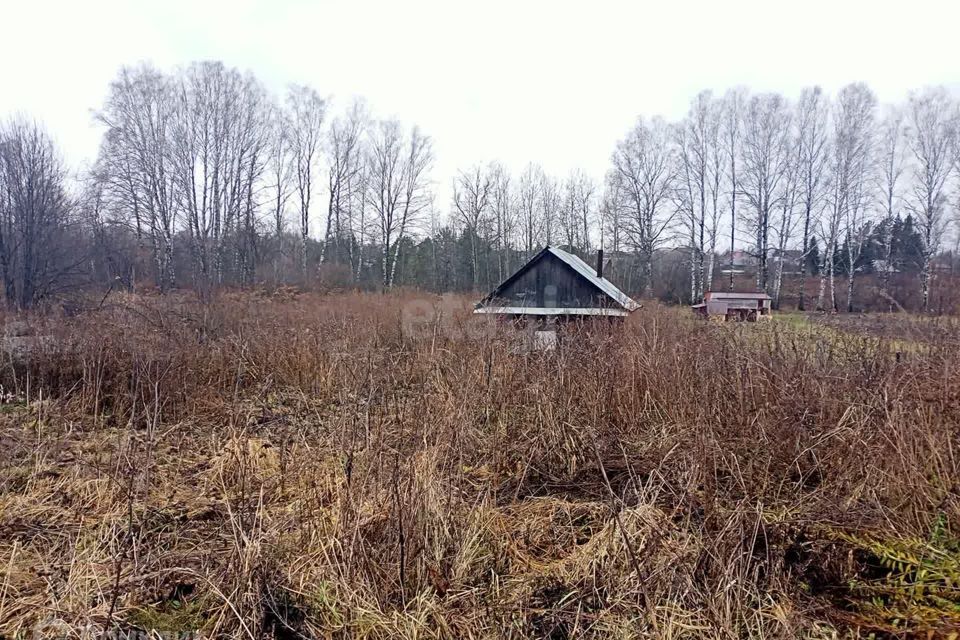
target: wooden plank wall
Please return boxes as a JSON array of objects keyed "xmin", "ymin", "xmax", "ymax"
[{"xmin": 493, "ymin": 253, "xmax": 612, "ymax": 309}]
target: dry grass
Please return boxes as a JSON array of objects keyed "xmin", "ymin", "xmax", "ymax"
[{"xmin": 0, "ymin": 290, "xmax": 958, "ymax": 638}]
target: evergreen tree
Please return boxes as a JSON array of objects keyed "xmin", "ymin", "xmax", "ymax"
[
  {"xmin": 893, "ymin": 214, "xmax": 924, "ymax": 273},
  {"xmin": 807, "ymin": 238, "xmax": 820, "ymax": 276}
]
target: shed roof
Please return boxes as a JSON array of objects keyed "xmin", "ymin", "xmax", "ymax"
[
  {"xmin": 705, "ymin": 291, "xmax": 772, "ymax": 301},
  {"xmin": 476, "ymin": 246, "xmax": 640, "ymax": 313}
]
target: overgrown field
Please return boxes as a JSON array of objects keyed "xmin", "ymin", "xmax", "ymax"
[{"xmin": 1, "ymin": 292, "xmax": 959, "ymax": 638}]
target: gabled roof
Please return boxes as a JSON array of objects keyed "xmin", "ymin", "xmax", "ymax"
[
  {"xmin": 477, "ymin": 246, "xmax": 640, "ymax": 312},
  {"xmin": 549, "ymin": 247, "xmax": 640, "ymax": 311}
]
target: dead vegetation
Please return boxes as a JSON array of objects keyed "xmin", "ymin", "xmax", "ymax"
[{"xmin": 0, "ymin": 291, "xmax": 958, "ymax": 638}]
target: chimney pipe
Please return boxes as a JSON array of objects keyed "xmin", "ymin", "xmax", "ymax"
[{"xmin": 596, "ymin": 249, "xmax": 604, "ymax": 279}]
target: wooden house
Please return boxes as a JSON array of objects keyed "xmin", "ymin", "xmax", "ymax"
[
  {"xmin": 692, "ymin": 291, "xmax": 772, "ymax": 321},
  {"xmin": 474, "ymin": 246, "xmax": 640, "ymax": 320}
]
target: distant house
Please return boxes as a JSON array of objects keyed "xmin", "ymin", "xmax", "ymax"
[
  {"xmin": 730, "ymin": 250, "xmax": 756, "ymax": 266},
  {"xmin": 719, "ymin": 250, "xmax": 804, "ymax": 276},
  {"xmin": 770, "ymin": 249, "xmax": 805, "ymax": 274},
  {"xmin": 719, "ymin": 250, "xmax": 756, "ymax": 274},
  {"xmin": 692, "ymin": 291, "xmax": 772, "ymax": 322},
  {"xmin": 474, "ymin": 246, "xmax": 640, "ymax": 320}
]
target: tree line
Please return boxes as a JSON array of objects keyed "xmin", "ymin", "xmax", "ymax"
[
  {"xmin": 2, "ymin": 60, "xmax": 960, "ymax": 310},
  {"xmin": 90, "ymin": 62, "xmax": 432, "ymax": 297},
  {"xmin": 605, "ymin": 85, "xmax": 960, "ymax": 312}
]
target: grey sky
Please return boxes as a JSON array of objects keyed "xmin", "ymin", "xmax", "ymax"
[{"xmin": 4, "ymin": 0, "xmax": 960, "ymax": 214}]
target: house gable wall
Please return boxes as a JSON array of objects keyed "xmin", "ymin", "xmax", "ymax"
[{"xmin": 490, "ymin": 252, "xmax": 613, "ymax": 309}]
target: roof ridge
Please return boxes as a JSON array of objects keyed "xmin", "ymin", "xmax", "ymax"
[{"xmin": 546, "ymin": 246, "xmax": 639, "ymax": 311}]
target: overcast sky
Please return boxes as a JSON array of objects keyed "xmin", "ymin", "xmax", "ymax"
[{"xmin": 4, "ymin": 0, "xmax": 960, "ymax": 207}]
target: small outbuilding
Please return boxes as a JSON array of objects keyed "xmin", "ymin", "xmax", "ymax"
[
  {"xmin": 692, "ymin": 291, "xmax": 772, "ymax": 322},
  {"xmin": 474, "ymin": 246, "xmax": 640, "ymax": 320}
]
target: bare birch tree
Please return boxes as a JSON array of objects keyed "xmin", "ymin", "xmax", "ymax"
[
  {"xmin": 560, "ymin": 174, "xmax": 579, "ymax": 250},
  {"xmin": 557, "ymin": 169, "xmax": 595, "ymax": 253},
  {"xmin": 539, "ymin": 173, "xmax": 560, "ymax": 247},
  {"xmin": 676, "ymin": 90, "xmax": 720, "ymax": 302},
  {"xmin": 286, "ymin": 84, "xmax": 327, "ymax": 278},
  {"xmin": 347, "ymin": 157, "xmax": 370, "ymax": 281},
  {"xmin": 740, "ymin": 93, "xmax": 792, "ymax": 293},
  {"xmin": 906, "ymin": 87, "xmax": 954, "ymax": 311},
  {"xmin": 236, "ymin": 89, "xmax": 272, "ymax": 287},
  {"xmin": 267, "ymin": 105, "xmax": 293, "ymax": 282},
  {"xmin": 675, "ymin": 122, "xmax": 701, "ymax": 303},
  {"xmin": 489, "ymin": 162, "xmax": 517, "ymax": 281},
  {"xmin": 817, "ymin": 84, "xmax": 876, "ymax": 312},
  {"xmin": 366, "ymin": 121, "xmax": 433, "ymax": 288},
  {"xmin": 721, "ymin": 89, "xmax": 746, "ymax": 290},
  {"xmin": 170, "ymin": 62, "xmax": 271, "ymax": 292},
  {"xmin": 816, "ymin": 188, "xmax": 841, "ymax": 311},
  {"xmin": 322, "ymin": 99, "xmax": 366, "ymax": 266},
  {"xmin": 574, "ymin": 170, "xmax": 596, "ymax": 253},
  {"xmin": 772, "ymin": 146, "xmax": 799, "ymax": 308},
  {"xmin": 875, "ymin": 107, "xmax": 907, "ymax": 307},
  {"xmin": 611, "ymin": 117, "xmax": 676, "ymax": 298},
  {"xmin": 838, "ymin": 84, "xmax": 877, "ymax": 312},
  {"xmin": 704, "ymin": 98, "xmax": 724, "ymax": 294},
  {"xmin": 95, "ymin": 64, "xmax": 179, "ymax": 291},
  {"xmin": 517, "ymin": 164, "xmax": 542, "ymax": 257},
  {"xmin": 795, "ymin": 87, "xmax": 830, "ymax": 310},
  {"xmin": 600, "ymin": 170, "xmax": 625, "ymax": 255},
  {"xmin": 452, "ymin": 164, "xmax": 493, "ymax": 289}
]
